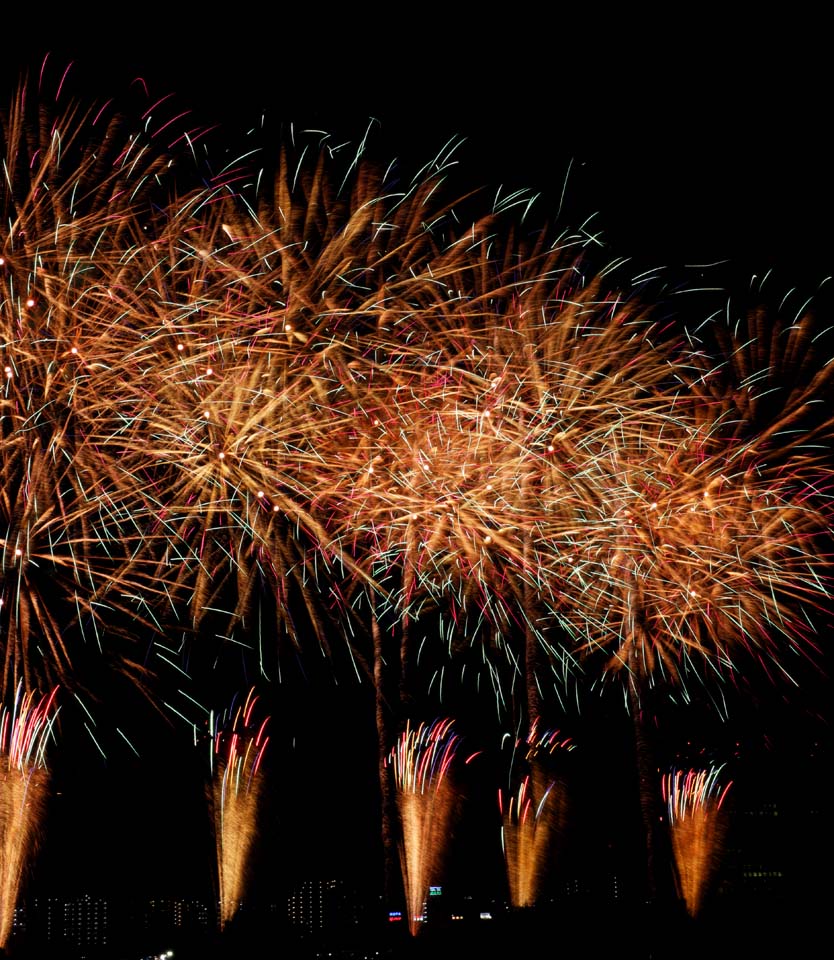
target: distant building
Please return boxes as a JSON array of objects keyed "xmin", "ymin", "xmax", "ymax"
[
  {"xmin": 10, "ymin": 903, "xmax": 27, "ymax": 940},
  {"xmin": 18, "ymin": 894, "xmax": 218, "ymax": 956},
  {"xmin": 140, "ymin": 896, "xmax": 213, "ymax": 938},
  {"xmin": 287, "ymin": 878, "xmax": 367, "ymax": 938},
  {"xmin": 27, "ymin": 894, "xmax": 109, "ymax": 954}
]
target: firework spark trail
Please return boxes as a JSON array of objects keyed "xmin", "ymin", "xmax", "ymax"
[
  {"xmin": 0, "ymin": 683, "xmax": 58, "ymax": 949},
  {"xmin": 208, "ymin": 688, "xmax": 269, "ymax": 929},
  {"xmin": 662, "ymin": 764, "xmax": 732, "ymax": 917},
  {"xmin": 499, "ymin": 722, "xmax": 575, "ymax": 908},
  {"xmin": 684, "ymin": 286, "xmax": 834, "ymax": 467},
  {"xmin": 387, "ymin": 718, "xmax": 461, "ymax": 935}
]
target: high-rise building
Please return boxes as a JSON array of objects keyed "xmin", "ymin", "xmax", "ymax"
[
  {"xmin": 29, "ymin": 894, "xmax": 109, "ymax": 953},
  {"xmin": 287, "ymin": 878, "xmax": 367, "ymax": 938}
]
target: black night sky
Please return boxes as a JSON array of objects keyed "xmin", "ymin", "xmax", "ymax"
[{"xmin": 1, "ymin": 14, "xmax": 832, "ymax": 958}]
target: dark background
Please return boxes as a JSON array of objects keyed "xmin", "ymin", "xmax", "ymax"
[{"xmin": 2, "ymin": 15, "xmax": 830, "ymax": 285}]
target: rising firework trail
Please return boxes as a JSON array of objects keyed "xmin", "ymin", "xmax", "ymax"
[
  {"xmin": 499, "ymin": 722, "xmax": 575, "ymax": 908},
  {"xmin": 387, "ymin": 718, "xmax": 462, "ymax": 936},
  {"xmin": 0, "ymin": 684, "xmax": 58, "ymax": 950},
  {"xmin": 207, "ymin": 688, "xmax": 269, "ymax": 930},
  {"xmin": 662, "ymin": 764, "xmax": 732, "ymax": 917}
]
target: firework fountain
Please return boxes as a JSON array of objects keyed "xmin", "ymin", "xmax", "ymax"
[
  {"xmin": 387, "ymin": 719, "xmax": 462, "ymax": 936},
  {"xmin": 0, "ymin": 684, "xmax": 58, "ymax": 950},
  {"xmin": 662, "ymin": 764, "xmax": 732, "ymax": 917},
  {"xmin": 499, "ymin": 723, "xmax": 575, "ymax": 908},
  {"xmin": 207, "ymin": 689, "xmax": 269, "ymax": 930}
]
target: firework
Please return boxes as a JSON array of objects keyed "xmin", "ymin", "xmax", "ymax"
[
  {"xmin": 533, "ymin": 376, "xmax": 832, "ymax": 898},
  {"xmin": 387, "ymin": 718, "xmax": 462, "ymax": 935},
  {"xmin": 576, "ymin": 279, "xmax": 834, "ymax": 700},
  {"xmin": 316, "ymin": 228, "xmax": 679, "ymax": 700},
  {"xmin": 166, "ymin": 132, "xmax": 834, "ymax": 918},
  {"xmin": 110, "ymin": 142, "xmax": 682, "ymax": 905},
  {"xmin": 0, "ymin": 65, "xmax": 209, "ymax": 707},
  {"xmin": 499, "ymin": 722, "xmax": 575, "ymax": 908},
  {"xmin": 2, "ymin": 69, "xmax": 831, "ymax": 939},
  {"xmin": 0, "ymin": 684, "xmax": 57, "ymax": 949},
  {"xmin": 551, "ymin": 410, "xmax": 830, "ymax": 687},
  {"xmin": 207, "ymin": 688, "xmax": 269, "ymax": 929},
  {"xmin": 662, "ymin": 764, "xmax": 732, "ymax": 916}
]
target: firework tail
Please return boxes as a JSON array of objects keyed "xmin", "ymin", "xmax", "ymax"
[
  {"xmin": 388, "ymin": 719, "xmax": 461, "ymax": 936},
  {"xmin": 663, "ymin": 765, "xmax": 732, "ymax": 917},
  {"xmin": 0, "ymin": 684, "xmax": 57, "ymax": 950},
  {"xmin": 499, "ymin": 723, "xmax": 574, "ymax": 907},
  {"xmin": 207, "ymin": 689, "xmax": 269, "ymax": 930}
]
